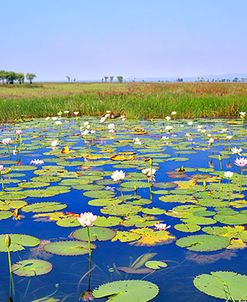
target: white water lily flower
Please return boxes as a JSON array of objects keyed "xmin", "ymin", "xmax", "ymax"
[
  {"xmin": 74, "ymin": 111, "xmax": 79, "ymax": 116},
  {"xmin": 165, "ymin": 126, "xmax": 173, "ymax": 131},
  {"xmin": 55, "ymin": 121, "xmax": 62, "ymax": 126},
  {"xmin": 226, "ymin": 135, "xmax": 233, "ymax": 140},
  {"xmin": 100, "ymin": 117, "xmax": 106, "ymax": 123},
  {"xmin": 208, "ymin": 138, "xmax": 214, "ymax": 146},
  {"xmin": 239, "ymin": 112, "xmax": 246, "ymax": 118},
  {"xmin": 45, "ymin": 117, "xmax": 50, "ymax": 120},
  {"xmin": 51, "ymin": 140, "xmax": 59, "ymax": 147},
  {"xmin": 90, "ymin": 130, "xmax": 96, "ymax": 134},
  {"xmin": 134, "ymin": 137, "xmax": 142, "ymax": 145},
  {"xmin": 165, "ymin": 116, "xmax": 171, "ymax": 121},
  {"xmin": 171, "ymin": 111, "xmax": 177, "ymax": 115},
  {"xmin": 64, "ymin": 110, "xmax": 69, "ymax": 114},
  {"xmin": 220, "ymin": 128, "xmax": 228, "ymax": 133},
  {"xmin": 51, "ymin": 117, "xmax": 58, "ymax": 121},
  {"xmin": 235, "ymin": 157, "xmax": 247, "ymax": 167},
  {"xmin": 155, "ymin": 223, "xmax": 171, "ymax": 231},
  {"xmin": 83, "ymin": 121, "xmax": 89, "ymax": 127},
  {"xmin": 197, "ymin": 125, "xmax": 203, "ymax": 129},
  {"xmin": 142, "ymin": 168, "xmax": 156, "ymax": 178},
  {"xmin": 111, "ymin": 170, "xmax": 125, "ymax": 182},
  {"xmin": 81, "ymin": 129, "xmax": 90, "ymax": 136},
  {"xmin": 187, "ymin": 121, "xmax": 193, "ymax": 126},
  {"xmin": 2, "ymin": 138, "xmax": 11, "ymax": 145},
  {"xmin": 30, "ymin": 159, "xmax": 44, "ymax": 165},
  {"xmin": 161, "ymin": 136, "xmax": 169, "ymax": 140},
  {"xmin": 231, "ymin": 147, "xmax": 243, "ymax": 155},
  {"xmin": 0, "ymin": 165, "xmax": 4, "ymax": 171},
  {"xmin": 16, "ymin": 130, "xmax": 22, "ymax": 135},
  {"xmin": 108, "ymin": 123, "xmax": 115, "ymax": 130},
  {"xmin": 78, "ymin": 212, "xmax": 97, "ymax": 227},
  {"xmin": 224, "ymin": 171, "xmax": 233, "ymax": 178}
]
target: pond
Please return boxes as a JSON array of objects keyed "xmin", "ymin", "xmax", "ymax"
[{"xmin": 0, "ymin": 115, "xmax": 247, "ymax": 302}]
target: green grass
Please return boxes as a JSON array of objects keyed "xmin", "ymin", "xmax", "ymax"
[{"xmin": 0, "ymin": 82, "xmax": 247, "ymax": 122}]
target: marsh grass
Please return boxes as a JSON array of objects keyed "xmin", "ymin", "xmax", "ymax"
[{"xmin": 0, "ymin": 82, "xmax": 246, "ymax": 121}]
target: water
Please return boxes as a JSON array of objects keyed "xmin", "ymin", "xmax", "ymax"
[{"xmin": 0, "ymin": 117, "xmax": 246, "ymax": 301}]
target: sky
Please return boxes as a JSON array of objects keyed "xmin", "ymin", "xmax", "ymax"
[{"xmin": 0, "ymin": 0, "xmax": 247, "ymax": 81}]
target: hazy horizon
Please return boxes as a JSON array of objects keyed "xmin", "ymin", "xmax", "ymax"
[{"xmin": 1, "ymin": 0, "xmax": 247, "ymax": 81}]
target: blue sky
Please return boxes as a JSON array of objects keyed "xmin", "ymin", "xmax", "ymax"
[{"xmin": 1, "ymin": 0, "xmax": 247, "ymax": 81}]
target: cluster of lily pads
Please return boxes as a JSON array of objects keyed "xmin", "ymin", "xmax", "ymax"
[{"xmin": 0, "ymin": 111, "xmax": 247, "ymax": 301}]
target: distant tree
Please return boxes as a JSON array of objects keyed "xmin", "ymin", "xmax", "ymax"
[
  {"xmin": 66, "ymin": 75, "xmax": 70, "ymax": 82},
  {"xmin": 16, "ymin": 73, "xmax": 25, "ymax": 84},
  {"xmin": 5, "ymin": 71, "xmax": 17, "ymax": 84},
  {"xmin": 117, "ymin": 76, "xmax": 123, "ymax": 83},
  {"xmin": 0, "ymin": 70, "xmax": 7, "ymax": 84},
  {"xmin": 176, "ymin": 78, "xmax": 183, "ymax": 82},
  {"xmin": 233, "ymin": 77, "xmax": 239, "ymax": 82},
  {"xmin": 104, "ymin": 76, "xmax": 108, "ymax": 83},
  {"xmin": 110, "ymin": 76, "xmax": 114, "ymax": 83},
  {"xmin": 26, "ymin": 73, "xmax": 36, "ymax": 84}
]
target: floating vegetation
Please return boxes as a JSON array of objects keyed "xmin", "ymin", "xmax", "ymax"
[{"xmin": 0, "ymin": 115, "xmax": 246, "ymax": 301}]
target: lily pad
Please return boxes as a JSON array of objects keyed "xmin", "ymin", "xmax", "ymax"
[
  {"xmin": 93, "ymin": 280, "xmax": 159, "ymax": 302},
  {"xmin": 12, "ymin": 259, "xmax": 52, "ymax": 276}
]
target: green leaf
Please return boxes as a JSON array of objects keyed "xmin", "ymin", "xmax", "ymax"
[
  {"xmin": 176, "ymin": 234, "xmax": 230, "ymax": 252},
  {"xmin": 0, "ymin": 234, "xmax": 40, "ymax": 252},
  {"xmin": 72, "ymin": 226, "xmax": 116, "ymax": 242},
  {"xmin": 12, "ymin": 259, "xmax": 52, "ymax": 276},
  {"xmin": 193, "ymin": 271, "xmax": 247, "ymax": 300},
  {"xmin": 145, "ymin": 261, "xmax": 168, "ymax": 270},
  {"xmin": 93, "ymin": 280, "xmax": 159, "ymax": 302}
]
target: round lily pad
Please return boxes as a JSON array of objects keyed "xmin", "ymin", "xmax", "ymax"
[
  {"xmin": 93, "ymin": 280, "xmax": 159, "ymax": 302},
  {"xmin": 43, "ymin": 240, "xmax": 95, "ymax": 256},
  {"xmin": 72, "ymin": 226, "xmax": 116, "ymax": 242},
  {"xmin": 0, "ymin": 234, "xmax": 40, "ymax": 252},
  {"xmin": 176, "ymin": 234, "xmax": 230, "ymax": 252},
  {"xmin": 194, "ymin": 271, "xmax": 247, "ymax": 301},
  {"xmin": 12, "ymin": 259, "xmax": 52, "ymax": 276},
  {"xmin": 22, "ymin": 202, "xmax": 67, "ymax": 213}
]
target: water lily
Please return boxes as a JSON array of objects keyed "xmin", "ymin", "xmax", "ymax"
[
  {"xmin": 239, "ymin": 111, "xmax": 246, "ymax": 119},
  {"xmin": 111, "ymin": 170, "xmax": 125, "ymax": 182},
  {"xmin": 134, "ymin": 137, "xmax": 142, "ymax": 145},
  {"xmin": 165, "ymin": 125, "xmax": 173, "ymax": 131},
  {"xmin": 64, "ymin": 110, "xmax": 70, "ymax": 114},
  {"xmin": 231, "ymin": 147, "xmax": 242, "ymax": 156},
  {"xmin": 16, "ymin": 130, "xmax": 22, "ymax": 135},
  {"xmin": 155, "ymin": 223, "xmax": 171, "ymax": 231},
  {"xmin": 100, "ymin": 117, "xmax": 106, "ymax": 123},
  {"xmin": 77, "ymin": 212, "xmax": 97, "ymax": 228},
  {"xmin": 51, "ymin": 140, "xmax": 59, "ymax": 147},
  {"xmin": 235, "ymin": 157, "xmax": 247, "ymax": 167},
  {"xmin": 171, "ymin": 111, "xmax": 177, "ymax": 115},
  {"xmin": 224, "ymin": 171, "xmax": 233, "ymax": 178},
  {"xmin": 55, "ymin": 121, "xmax": 62, "ymax": 126},
  {"xmin": 208, "ymin": 138, "xmax": 214, "ymax": 146},
  {"xmin": 226, "ymin": 135, "xmax": 233, "ymax": 140},
  {"xmin": 30, "ymin": 159, "xmax": 44, "ymax": 165},
  {"xmin": 187, "ymin": 121, "xmax": 193, "ymax": 126},
  {"xmin": 142, "ymin": 167, "xmax": 156, "ymax": 178},
  {"xmin": 74, "ymin": 111, "xmax": 79, "ymax": 116},
  {"xmin": 2, "ymin": 138, "xmax": 11, "ymax": 145},
  {"xmin": 165, "ymin": 116, "xmax": 171, "ymax": 121}
]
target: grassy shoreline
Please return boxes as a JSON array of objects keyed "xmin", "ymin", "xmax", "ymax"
[{"xmin": 0, "ymin": 82, "xmax": 247, "ymax": 122}]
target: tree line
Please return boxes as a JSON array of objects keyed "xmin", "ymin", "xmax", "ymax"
[
  {"xmin": 0, "ymin": 70, "xmax": 37, "ymax": 84},
  {"xmin": 102, "ymin": 76, "xmax": 124, "ymax": 83}
]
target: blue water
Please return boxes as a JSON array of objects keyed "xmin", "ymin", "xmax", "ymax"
[{"xmin": 0, "ymin": 117, "xmax": 246, "ymax": 301}]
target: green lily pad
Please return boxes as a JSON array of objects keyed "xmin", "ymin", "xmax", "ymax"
[
  {"xmin": 93, "ymin": 280, "xmax": 159, "ymax": 302},
  {"xmin": 0, "ymin": 234, "xmax": 40, "ymax": 252},
  {"xmin": 72, "ymin": 226, "xmax": 116, "ymax": 242},
  {"xmin": 176, "ymin": 234, "xmax": 230, "ymax": 252},
  {"xmin": 44, "ymin": 240, "xmax": 95, "ymax": 256},
  {"xmin": 193, "ymin": 271, "xmax": 247, "ymax": 301},
  {"xmin": 12, "ymin": 259, "xmax": 52, "ymax": 276},
  {"xmin": 145, "ymin": 261, "xmax": 168, "ymax": 270}
]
